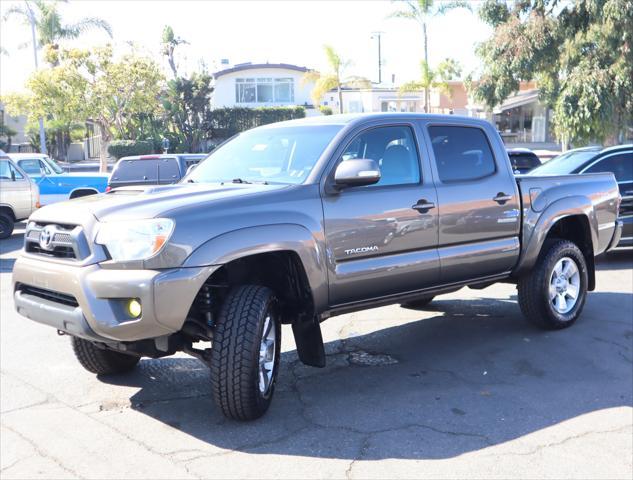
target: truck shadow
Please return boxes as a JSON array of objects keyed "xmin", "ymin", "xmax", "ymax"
[{"xmin": 100, "ymin": 290, "xmax": 632, "ymax": 460}]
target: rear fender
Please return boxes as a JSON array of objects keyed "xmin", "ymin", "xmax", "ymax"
[{"xmin": 515, "ymin": 195, "xmax": 597, "ymax": 276}]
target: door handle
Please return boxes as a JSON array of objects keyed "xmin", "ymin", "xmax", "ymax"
[
  {"xmin": 493, "ymin": 193, "xmax": 513, "ymax": 204},
  {"xmin": 412, "ymin": 200, "xmax": 436, "ymax": 212}
]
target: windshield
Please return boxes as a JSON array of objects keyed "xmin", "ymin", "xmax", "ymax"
[
  {"xmin": 186, "ymin": 125, "xmax": 341, "ymax": 185},
  {"xmin": 43, "ymin": 156, "xmax": 64, "ymax": 174},
  {"xmin": 529, "ymin": 150, "xmax": 599, "ymax": 175}
]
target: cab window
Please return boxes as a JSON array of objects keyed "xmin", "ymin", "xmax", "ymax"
[
  {"xmin": 0, "ymin": 160, "xmax": 24, "ymax": 180},
  {"xmin": 584, "ymin": 153, "xmax": 633, "ymax": 183},
  {"xmin": 339, "ymin": 126, "xmax": 421, "ymax": 186}
]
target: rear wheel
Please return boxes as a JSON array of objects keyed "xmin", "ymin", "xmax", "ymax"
[
  {"xmin": 211, "ymin": 285, "xmax": 281, "ymax": 421},
  {"xmin": 518, "ymin": 240, "xmax": 588, "ymax": 329},
  {"xmin": 71, "ymin": 337, "xmax": 140, "ymax": 375},
  {"xmin": 0, "ymin": 213, "xmax": 14, "ymax": 240}
]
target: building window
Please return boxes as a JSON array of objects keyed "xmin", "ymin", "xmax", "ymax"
[{"xmin": 235, "ymin": 77, "xmax": 294, "ymax": 103}]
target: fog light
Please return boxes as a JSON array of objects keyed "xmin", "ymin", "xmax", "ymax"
[{"xmin": 127, "ymin": 299, "xmax": 142, "ymax": 318}]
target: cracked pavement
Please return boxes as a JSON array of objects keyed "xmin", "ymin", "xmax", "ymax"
[{"xmin": 1, "ymin": 224, "xmax": 632, "ymax": 479}]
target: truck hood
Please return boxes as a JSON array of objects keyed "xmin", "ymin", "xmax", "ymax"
[{"xmin": 30, "ymin": 183, "xmax": 289, "ymax": 224}]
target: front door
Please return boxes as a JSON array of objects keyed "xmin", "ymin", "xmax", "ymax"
[
  {"xmin": 322, "ymin": 124, "xmax": 440, "ymax": 306},
  {"xmin": 424, "ymin": 123, "xmax": 521, "ymax": 284}
]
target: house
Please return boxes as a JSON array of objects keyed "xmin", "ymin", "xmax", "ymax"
[{"xmin": 212, "ymin": 62, "xmax": 317, "ymax": 112}]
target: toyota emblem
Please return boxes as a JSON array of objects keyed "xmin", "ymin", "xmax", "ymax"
[{"xmin": 39, "ymin": 225, "xmax": 56, "ymax": 251}]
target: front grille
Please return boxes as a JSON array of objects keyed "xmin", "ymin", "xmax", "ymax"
[
  {"xmin": 17, "ymin": 283, "xmax": 79, "ymax": 308},
  {"xmin": 24, "ymin": 223, "xmax": 80, "ymax": 260}
]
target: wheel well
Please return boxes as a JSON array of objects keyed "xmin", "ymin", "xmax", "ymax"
[
  {"xmin": 69, "ymin": 188, "xmax": 98, "ymax": 199},
  {"xmin": 190, "ymin": 251, "xmax": 314, "ymax": 325},
  {"xmin": 0, "ymin": 206, "xmax": 16, "ymax": 221},
  {"xmin": 545, "ymin": 215, "xmax": 595, "ymax": 290}
]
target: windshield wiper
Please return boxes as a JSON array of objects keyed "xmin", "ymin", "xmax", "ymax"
[{"xmin": 231, "ymin": 178, "xmax": 252, "ymax": 184}]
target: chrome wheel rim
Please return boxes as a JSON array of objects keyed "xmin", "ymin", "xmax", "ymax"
[
  {"xmin": 549, "ymin": 257, "xmax": 581, "ymax": 315},
  {"xmin": 258, "ymin": 313, "xmax": 277, "ymax": 395}
]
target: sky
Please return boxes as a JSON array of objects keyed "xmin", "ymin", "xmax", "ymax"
[{"xmin": 0, "ymin": 0, "xmax": 491, "ymax": 95}]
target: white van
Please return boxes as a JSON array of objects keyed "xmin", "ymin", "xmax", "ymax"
[{"xmin": 0, "ymin": 150, "xmax": 40, "ymax": 239}]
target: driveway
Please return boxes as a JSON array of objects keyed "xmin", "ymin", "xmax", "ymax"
[{"xmin": 1, "ymin": 225, "xmax": 631, "ymax": 479}]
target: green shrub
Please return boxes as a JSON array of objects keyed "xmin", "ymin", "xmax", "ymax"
[
  {"xmin": 319, "ymin": 106, "xmax": 333, "ymax": 116},
  {"xmin": 207, "ymin": 106, "xmax": 306, "ymax": 139},
  {"xmin": 107, "ymin": 140, "xmax": 155, "ymax": 159}
]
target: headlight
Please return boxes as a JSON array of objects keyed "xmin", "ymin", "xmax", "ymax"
[{"xmin": 96, "ymin": 218, "xmax": 174, "ymax": 262}]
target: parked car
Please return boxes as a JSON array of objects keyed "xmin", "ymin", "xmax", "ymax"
[
  {"xmin": 507, "ymin": 148, "xmax": 542, "ymax": 174},
  {"xmin": 0, "ymin": 150, "xmax": 39, "ymax": 239},
  {"xmin": 8, "ymin": 153, "xmax": 108, "ymax": 206},
  {"xmin": 529, "ymin": 144, "xmax": 632, "ymax": 247},
  {"xmin": 13, "ymin": 114, "xmax": 622, "ymax": 421},
  {"xmin": 107, "ymin": 154, "xmax": 207, "ymax": 190}
]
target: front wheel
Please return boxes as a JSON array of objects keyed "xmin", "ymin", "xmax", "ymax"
[
  {"xmin": 71, "ymin": 337, "xmax": 140, "ymax": 374},
  {"xmin": 210, "ymin": 285, "xmax": 281, "ymax": 421},
  {"xmin": 518, "ymin": 240, "xmax": 588, "ymax": 329},
  {"xmin": 0, "ymin": 213, "xmax": 14, "ymax": 240}
]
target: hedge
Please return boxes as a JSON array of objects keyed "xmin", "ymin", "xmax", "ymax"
[
  {"xmin": 207, "ymin": 106, "xmax": 306, "ymax": 139},
  {"xmin": 107, "ymin": 140, "xmax": 155, "ymax": 159}
]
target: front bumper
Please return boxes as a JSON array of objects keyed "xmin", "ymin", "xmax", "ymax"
[{"xmin": 12, "ymin": 255, "xmax": 217, "ymax": 342}]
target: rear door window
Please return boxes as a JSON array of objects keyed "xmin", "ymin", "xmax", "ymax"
[
  {"xmin": 584, "ymin": 152, "xmax": 633, "ymax": 183},
  {"xmin": 428, "ymin": 126, "xmax": 497, "ymax": 182},
  {"xmin": 111, "ymin": 158, "xmax": 180, "ymax": 184}
]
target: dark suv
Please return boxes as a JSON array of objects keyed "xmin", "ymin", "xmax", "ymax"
[{"xmin": 107, "ymin": 154, "xmax": 207, "ymax": 190}]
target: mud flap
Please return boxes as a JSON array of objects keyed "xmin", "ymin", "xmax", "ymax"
[{"xmin": 292, "ymin": 317, "xmax": 326, "ymax": 368}]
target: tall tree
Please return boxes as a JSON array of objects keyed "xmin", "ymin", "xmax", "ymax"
[
  {"xmin": 303, "ymin": 45, "xmax": 370, "ymax": 114},
  {"xmin": 4, "ymin": 0, "xmax": 112, "ymax": 64},
  {"xmin": 473, "ymin": 0, "xmax": 633, "ymax": 146},
  {"xmin": 388, "ymin": 0, "xmax": 471, "ymax": 112},
  {"xmin": 161, "ymin": 25, "xmax": 188, "ymax": 78}
]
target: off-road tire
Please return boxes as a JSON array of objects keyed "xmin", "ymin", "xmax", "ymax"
[
  {"xmin": 71, "ymin": 337, "xmax": 140, "ymax": 374},
  {"xmin": 401, "ymin": 296, "xmax": 435, "ymax": 310},
  {"xmin": 0, "ymin": 213, "xmax": 14, "ymax": 240},
  {"xmin": 518, "ymin": 240, "xmax": 588, "ymax": 329},
  {"xmin": 211, "ymin": 285, "xmax": 281, "ymax": 421}
]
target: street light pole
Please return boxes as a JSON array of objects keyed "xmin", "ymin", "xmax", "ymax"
[
  {"xmin": 25, "ymin": 1, "xmax": 47, "ymax": 155},
  {"xmin": 371, "ymin": 32, "xmax": 383, "ymax": 85}
]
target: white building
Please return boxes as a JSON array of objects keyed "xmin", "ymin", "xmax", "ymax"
[{"xmin": 212, "ymin": 63, "xmax": 316, "ymax": 112}]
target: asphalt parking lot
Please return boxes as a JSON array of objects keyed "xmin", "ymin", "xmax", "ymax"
[{"xmin": 1, "ymin": 223, "xmax": 632, "ymax": 479}]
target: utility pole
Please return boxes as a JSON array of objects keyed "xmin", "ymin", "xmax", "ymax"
[
  {"xmin": 371, "ymin": 32, "xmax": 383, "ymax": 85},
  {"xmin": 25, "ymin": 1, "xmax": 47, "ymax": 154}
]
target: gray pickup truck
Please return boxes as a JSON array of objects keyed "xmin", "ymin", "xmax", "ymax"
[{"xmin": 13, "ymin": 114, "xmax": 622, "ymax": 420}]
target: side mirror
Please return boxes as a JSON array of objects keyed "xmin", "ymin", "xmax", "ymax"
[{"xmin": 333, "ymin": 159, "xmax": 381, "ymax": 190}]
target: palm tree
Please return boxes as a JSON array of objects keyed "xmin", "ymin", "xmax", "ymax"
[
  {"xmin": 303, "ymin": 45, "xmax": 371, "ymax": 114},
  {"xmin": 388, "ymin": 0, "xmax": 470, "ymax": 112},
  {"xmin": 4, "ymin": 0, "xmax": 112, "ymax": 64},
  {"xmin": 399, "ymin": 58, "xmax": 462, "ymax": 111}
]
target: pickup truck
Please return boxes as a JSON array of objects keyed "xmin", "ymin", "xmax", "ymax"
[
  {"xmin": 8, "ymin": 153, "xmax": 108, "ymax": 205},
  {"xmin": 12, "ymin": 114, "xmax": 622, "ymax": 421}
]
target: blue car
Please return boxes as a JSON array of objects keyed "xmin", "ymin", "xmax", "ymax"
[{"xmin": 8, "ymin": 153, "xmax": 108, "ymax": 206}]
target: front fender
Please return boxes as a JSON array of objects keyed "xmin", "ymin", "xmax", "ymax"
[
  {"xmin": 183, "ymin": 223, "xmax": 329, "ymax": 314},
  {"xmin": 514, "ymin": 195, "xmax": 596, "ymax": 276}
]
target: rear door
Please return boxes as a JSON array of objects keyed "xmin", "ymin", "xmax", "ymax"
[
  {"xmin": 423, "ymin": 122, "xmax": 521, "ymax": 283},
  {"xmin": 322, "ymin": 123, "xmax": 439, "ymax": 306},
  {"xmin": 582, "ymin": 150, "xmax": 633, "ymax": 243}
]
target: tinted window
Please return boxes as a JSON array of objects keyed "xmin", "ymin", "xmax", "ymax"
[
  {"xmin": 509, "ymin": 152, "xmax": 540, "ymax": 170},
  {"xmin": 529, "ymin": 150, "xmax": 599, "ymax": 175},
  {"xmin": 428, "ymin": 126, "xmax": 496, "ymax": 182},
  {"xmin": 111, "ymin": 158, "xmax": 181, "ymax": 184},
  {"xmin": 340, "ymin": 126, "xmax": 420, "ymax": 186},
  {"xmin": 585, "ymin": 153, "xmax": 633, "ymax": 183}
]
